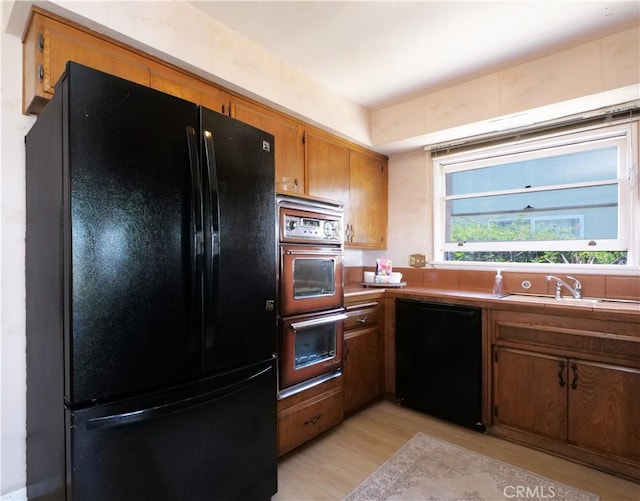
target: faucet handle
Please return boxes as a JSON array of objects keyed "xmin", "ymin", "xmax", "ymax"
[{"xmin": 566, "ymin": 275, "xmax": 582, "ymax": 297}]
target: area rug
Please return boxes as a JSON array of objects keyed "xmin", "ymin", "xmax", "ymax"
[{"xmin": 344, "ymin": 433, "xmax": 598, "ymax": 501}]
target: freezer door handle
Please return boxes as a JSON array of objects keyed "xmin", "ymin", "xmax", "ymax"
[{"xmin": 85, "ymin": 364, "xmax": 274, "ymax": 431}]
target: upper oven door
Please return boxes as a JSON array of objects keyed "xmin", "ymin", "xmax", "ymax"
[{"xmin": 280, "ymin": 246, "xmax": 344, "ymax": 317}]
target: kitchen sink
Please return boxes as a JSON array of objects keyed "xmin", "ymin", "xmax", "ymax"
[{"xmin": 500, "ymin": 293, "xmax": 640, "ymax": 307}]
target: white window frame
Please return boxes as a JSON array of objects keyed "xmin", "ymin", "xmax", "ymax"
[{"xmin": 431, "ymin": 121, "xmax": 639, "ymax": 271}]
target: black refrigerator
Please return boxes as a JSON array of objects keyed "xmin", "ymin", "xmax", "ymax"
[{"xmin": 25, "ymin": 62, "xmax": 278, "ymax": 500}]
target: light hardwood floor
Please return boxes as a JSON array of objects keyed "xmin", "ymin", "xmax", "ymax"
[{"xmin": 273, "ymin": 400, "xmax": 639, "ymax": 501}]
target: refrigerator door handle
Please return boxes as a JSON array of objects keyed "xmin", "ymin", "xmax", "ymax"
[
  {"xmin": 85, "ymin": 364, "xmax": 274, "ymax": 431},
  {"xmin": 186, "ymin": 126, "xmax": 204, "ymax": 355},
  {"xmin": 186, "ymin": 126, "xmax": 204, "ymax": 257},
  {"xmin": 203, "ymin": 130, "xmax": 220, "ymax": 349}
]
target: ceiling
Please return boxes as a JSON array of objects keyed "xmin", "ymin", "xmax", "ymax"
[{"xmin": 186, "ymin": 1, "xmax": 639, "ymax": 110}]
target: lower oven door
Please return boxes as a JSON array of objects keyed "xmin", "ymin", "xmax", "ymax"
[
  {"xmin": 280, "ymin": 310, "xmax": 346, "ymax": 390},
  {"xmin": 280, "ymin": 246, "xmax": 344, "ymax": 317}
]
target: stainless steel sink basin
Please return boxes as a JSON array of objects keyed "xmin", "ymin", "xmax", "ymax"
[{"xmin": 500, "ymin": 293, "xmax": 640, "ymax": 308}]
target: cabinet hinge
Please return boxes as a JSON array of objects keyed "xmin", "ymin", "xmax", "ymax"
[
  {"xmin": 38, "ymin": 32, "xmax": 45, "ymax": 52},
  {"xmin": 302, "ymin": 131, "xmax": 306, "ymax": 145}
]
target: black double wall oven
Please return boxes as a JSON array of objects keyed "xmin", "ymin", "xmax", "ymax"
[{"xmin": 277, "ymin": 195, "xmax": 345, "ymax": 395}]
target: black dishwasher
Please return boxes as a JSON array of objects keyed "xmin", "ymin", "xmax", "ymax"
[{"xmin": 395, "ymin": 299, "xmax": 485, "ymax": 432}]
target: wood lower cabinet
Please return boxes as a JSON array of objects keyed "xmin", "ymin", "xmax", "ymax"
[
  {"xmin": 277, "ymin": 375, "xmax": 343, "ymax": 456},
  {"xmin": 343, "ymin": 300, "xmax": 383, "ymax": 415},
  {"xmin": 490, "ymin": 309, "xmax": 640, "ymax": 481},
  {"xmin": 494, "ymin": 348, "xmax": 567, "ymax": 441},
  {"xmin": 568, "ymin": 360, "xmax": 640, "ymax": 464}
]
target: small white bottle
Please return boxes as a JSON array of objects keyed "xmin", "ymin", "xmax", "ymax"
[{"xmin": 492, "ymin": 269, "xmax": 506, "ymax": 296}]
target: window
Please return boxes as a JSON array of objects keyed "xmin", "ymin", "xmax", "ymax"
[{"xmin": 432, "ymin": 122, "xmax": 638, "ymax": 267}]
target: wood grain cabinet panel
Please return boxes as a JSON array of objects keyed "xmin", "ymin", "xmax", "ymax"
[
  {"xmin": 568, "ymin": 361, "xmax": 640, "ymax": 464},
  {"xmin": 23, "ymin": 9, "xmax": 150, "ymax": 114},
  {"xmin": 306, "ymin": 130, "xmax": 388, "ymax": 249},
  {"xmin": 343, "ymin": 301, "xmax": 383, "ymax": 416},
  {"xmin": 489, "ymin": 308, "xmax": 640, "ymax": 481},
  {"xmin": 229, "ymin": 98, "xmax": 305, "ymax": 193},
  {"xmin": 494, "ymin": 348, "xmax": 567, "ymax": 441},
  {"xmin": 306, "ymin": 130, "xmax": 350, "ymax": 204},
  {"xmin": 277, "ymin": 375, "xmax": 343, "ymax": 456},
  {"xmin": 149, "ymin": 64, "xmax": 225, "ymax": 113},
  {"xmin": 348, "ymin": 150, "xmax": 387, "ymax": 248}
]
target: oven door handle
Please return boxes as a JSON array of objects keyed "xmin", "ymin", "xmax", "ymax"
[
  {"xmin": 289, "ymin": 313, "xmax": 347, "ymax": 330},
  {"xmin": 284, "ymin": 249, "xmax": 341, "ymax": 256}
]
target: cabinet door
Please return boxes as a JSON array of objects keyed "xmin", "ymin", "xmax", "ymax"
[
  {"xmin": 568, "ymin": 361, "xmax": 640, "ymax": 463},
  {"xmin": 306, "ymin": 131, "xmax": 350, "ymax": 205},
  {"xmin": 348, "ymin": 150, "xmax": 387, "ymax": 248},
  {"xmin": 343, "ymin": 327, "xmax": 381, "ymax": 415},
  {"xmin": 230, "ymin": 98, "xmax": 304, "ymax": 193},
  {"xmin": 494, "ymin": 348, "xmax": 567, "ymax": 441},
  {"xmin": 149, "ymin": 64, "xmax": 226, "ymax": 113},
  {"xmin": 23, "ymin": 11, "xmax": 150, "ymax": 114}
]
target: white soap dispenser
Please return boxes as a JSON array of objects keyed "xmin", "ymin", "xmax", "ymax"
[{"xmin": 492, "ymin": 269, "xmax": 505, "ymax": 296}]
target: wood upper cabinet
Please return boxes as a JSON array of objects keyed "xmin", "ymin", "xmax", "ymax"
[
  {"xmin": 306, "ymin": 130, "xmax": 350, "ymax": 204},
  {"xmin": 148, "ymin": 63, "xmax": 225, "ymax": 113},
  {"xmin": 22, "ymin": 8, "xmax": 386, "ymax": 227},
  {"xmin": 348, "ymin": 150, "xmax": 387, "ymax": 248},
  {"xmin": 23, "ymin": 9, "xmax": 150, "ymax": 114},
  {"xmin": 306, "ymin": 129, "xmax": 388, "ymax": 249},
  {"xmin": 228, "ymin": 98, "xmax": 305, "ymax": 193}
]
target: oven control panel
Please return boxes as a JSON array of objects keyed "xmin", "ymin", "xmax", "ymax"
[{"xmin": 282, "ymin": 214, "xmax": 341, "ymax": 242}]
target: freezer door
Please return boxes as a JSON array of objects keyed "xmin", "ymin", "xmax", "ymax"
[
  {"xmin": 63, "ymin": 64, "xmax": 202, "ymax": 404},
  {"xmin": 66, "ymin": 359, "xmax": 277, "ymax": 501},
  {"xmin": 200, "ymin": 109, "xmax": 277, "ymax": 373}
]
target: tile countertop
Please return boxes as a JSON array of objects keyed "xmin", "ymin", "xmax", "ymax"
[{"xmin": 344, "ymin": 284, "xmax": 640, "ymax": 320}]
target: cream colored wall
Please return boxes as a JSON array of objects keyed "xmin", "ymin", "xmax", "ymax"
[
  {"xmin": 361, "ymin": 150, "xmax": 430, "ymax": 269},
  {"xmin": 1, "ymin": 3, "xmax": 36, "ymax": 496},
  {"xmin": 372, "ymin": 26, "xmax": 640, "ymax": 153}
]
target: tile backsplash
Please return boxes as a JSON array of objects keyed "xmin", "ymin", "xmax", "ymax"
[{"xmin": 346, "ymin": 266, "xmax": 640, "ymax": 301}]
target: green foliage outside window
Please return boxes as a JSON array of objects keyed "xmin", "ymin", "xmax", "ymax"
[{"xmin": 448, "ymin": 215, "xmax": 627, "ymax": 265}]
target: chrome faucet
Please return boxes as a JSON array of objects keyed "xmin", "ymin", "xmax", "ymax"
[{"xmin": 546, "ymin": 275, "xmax": 582, "ymax": 299}]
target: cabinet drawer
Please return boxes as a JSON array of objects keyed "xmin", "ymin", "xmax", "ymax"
[
  {"xmin": 344, "ymin": 304, "xmax": 378, "ymax": 332},
  {"xmin": 277, "ymin": 385, "xmax": 343, "ymax": 456}
]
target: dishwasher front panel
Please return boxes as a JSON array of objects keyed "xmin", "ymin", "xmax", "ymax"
[{"xmin": 395, "ymin": 299, "xmax": 484, "ymax": 432}]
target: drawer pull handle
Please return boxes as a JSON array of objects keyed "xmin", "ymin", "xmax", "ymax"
[
  {"xmin": 356, "ymin": 317, "xmax": 368, "ymax": 323},
  {"xmin": 558, "ymin": 361, "xmax": 566, "ymax": 388},
  {"xmin": 304, "ymin": 414, "xmax": 322, "ymax": 425},
  {"xmin": 570, "ymin": 363, "xmax": 579, "ymax": 390}
]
